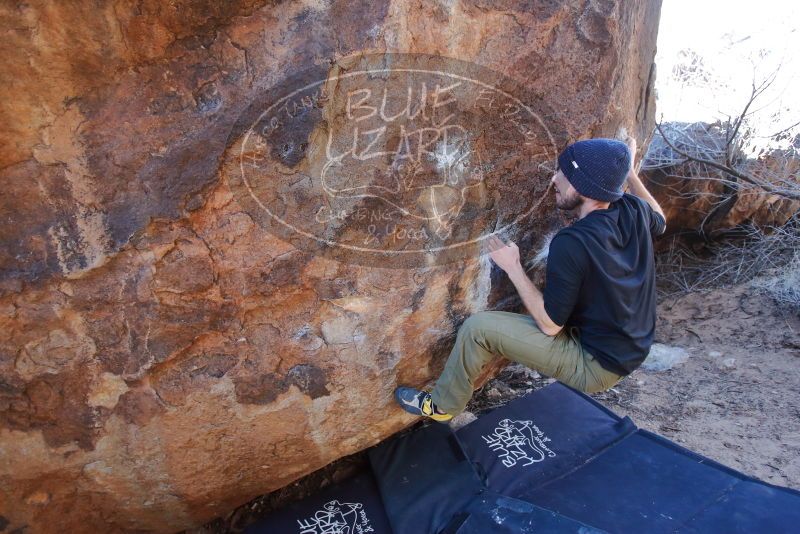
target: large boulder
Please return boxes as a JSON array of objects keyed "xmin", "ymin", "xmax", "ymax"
[{"xmin": 0, "ymin": 1, "xmax": 661, "ymax": 531}]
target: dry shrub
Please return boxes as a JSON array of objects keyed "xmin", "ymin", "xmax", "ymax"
[
  {"xmin": 749, "ymin": 233, "xmax": 800, "ymax": 312},
  {"xmin": 656, "ymin": 213, "xmax": 800, "ymax": 312}
]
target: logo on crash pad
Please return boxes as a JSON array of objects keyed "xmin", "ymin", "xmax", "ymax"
[
  {"xmin": 227, "ymin": 53, "xmax": 559, "ymax": 268},
  {"xmin": 296, "ymin": 499, "xmax": 374, "ymax": 534},
  {"xmin": 481, "ymin": 417, "xmax": 557, "ymax": 468}
]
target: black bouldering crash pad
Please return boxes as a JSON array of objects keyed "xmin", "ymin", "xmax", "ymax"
[
  {"xmin": 367, "ymin": 421, "xmax": 485, "ymax": 534},
  {"xmin": 247, "ymin": 382, "xmax": 800, "ymax": 534},
  {"xmin": 244, "ymin": 470, "xmax": 391, "ymax": 534}
]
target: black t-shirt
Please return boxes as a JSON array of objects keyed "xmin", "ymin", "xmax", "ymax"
[{"xmin": 542, "ymin": 193, "xmax": 666, "ymax": 376}]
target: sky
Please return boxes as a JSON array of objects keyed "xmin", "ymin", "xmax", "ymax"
[{"xmin": 655, "ymin": 0, "xmax": 800, "ymax": 149}]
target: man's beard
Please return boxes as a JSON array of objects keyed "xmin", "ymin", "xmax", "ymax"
[{"xmin": 556, "ymin": 190, "xmax": 584, "ymax": 211}]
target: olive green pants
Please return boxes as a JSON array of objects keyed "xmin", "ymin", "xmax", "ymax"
[{"xmin": 430, "ymin": 310, "xmax": 624, "ymax": 416}]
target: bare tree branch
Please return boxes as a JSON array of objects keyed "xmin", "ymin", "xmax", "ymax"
[{"xmin": 654, "ymin": 121, "xmax": 800, "ymax": 201}]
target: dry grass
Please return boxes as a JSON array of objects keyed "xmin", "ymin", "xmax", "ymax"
[
  {"xmin": 749, "ymin": 244, "xmax": 800, "ymax": 312},
  {"xmin": 655, "ymin": 213, "xmax": 800, "ymax": 312}
]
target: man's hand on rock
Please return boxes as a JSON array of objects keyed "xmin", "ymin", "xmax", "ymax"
[
  {"xmin": 625, "ymin": 134, "xmax": 637, "ymax": 161},
  {"xmin": 486, "ymin": 235, "xmax": 521, "ymax": 275},
  {"xmin": 624, "ymin": 134, "xmax": 638, "ymax": 191},
  {"xmin": 625, "ymin": 135, "xmax": 638, "ymax": 171}
]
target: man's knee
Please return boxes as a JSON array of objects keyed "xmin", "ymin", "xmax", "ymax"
[
  {"xmin": 450, "ymin": 312, "xmax": 496, "ymax": 364},
  {"xmin": 460, "ymin": 311, "xmax": 494, "ymax": 336}
]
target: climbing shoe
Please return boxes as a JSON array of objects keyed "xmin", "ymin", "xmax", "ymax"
[{"xmin": 394, "ymin": 386, "xmax": 453, "ymax": 422}]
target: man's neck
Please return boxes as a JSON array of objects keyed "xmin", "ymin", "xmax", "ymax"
[{"xmin": 576, "ymin": 199, "xmax": 611, "ymax": 220}]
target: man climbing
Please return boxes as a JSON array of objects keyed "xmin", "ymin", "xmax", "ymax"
[{"xmin": 394, "ymin": 136, "xmax": 667, "ymax": 422}]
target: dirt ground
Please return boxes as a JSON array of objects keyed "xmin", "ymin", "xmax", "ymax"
[
  {"xmin": 595, "ymin": 281, "xmax": 800, "ymax": 490},
  {"xmin": 190, "ymin": 278, "xmax": 800, "ymax": 533}
]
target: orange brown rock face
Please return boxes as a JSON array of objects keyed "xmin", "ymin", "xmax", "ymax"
[
  {"xmin": 643, "ymin": 157, "xmax": 800, "ymax": 247},
  {"xmin": 0, "ymin": 1, "xmax": 661, "ymax": 531}
]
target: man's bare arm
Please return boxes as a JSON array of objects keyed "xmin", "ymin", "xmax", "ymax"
[
  {"xmin": 625, "ymin": 136, "xmax": 666, "ymax": 220},
  {"xmin": 627, "ymin": 169, "xmax": 666, "ymax": 219},
  {"xmin": 506, "ymin": 263, "xmax": 563, "ymax": 336}
]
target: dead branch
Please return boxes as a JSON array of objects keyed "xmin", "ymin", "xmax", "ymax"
[{"xmin": 654, "ymin": 122, "xmax": 800, "ymax": 201}]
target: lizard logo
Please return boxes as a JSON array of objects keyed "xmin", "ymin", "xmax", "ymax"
[
  {"xmin": 481, "ymin": 417, "xmax": 557, "ymax": 468},
  {"xmin": 228, "ymin": 53, "xmax": 560, "ymax": 268}
]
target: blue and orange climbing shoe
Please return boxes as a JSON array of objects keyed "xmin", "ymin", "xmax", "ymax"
[{"xmin": 394, "ymin": 386, "xmax": 453, "ymax": 422}]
